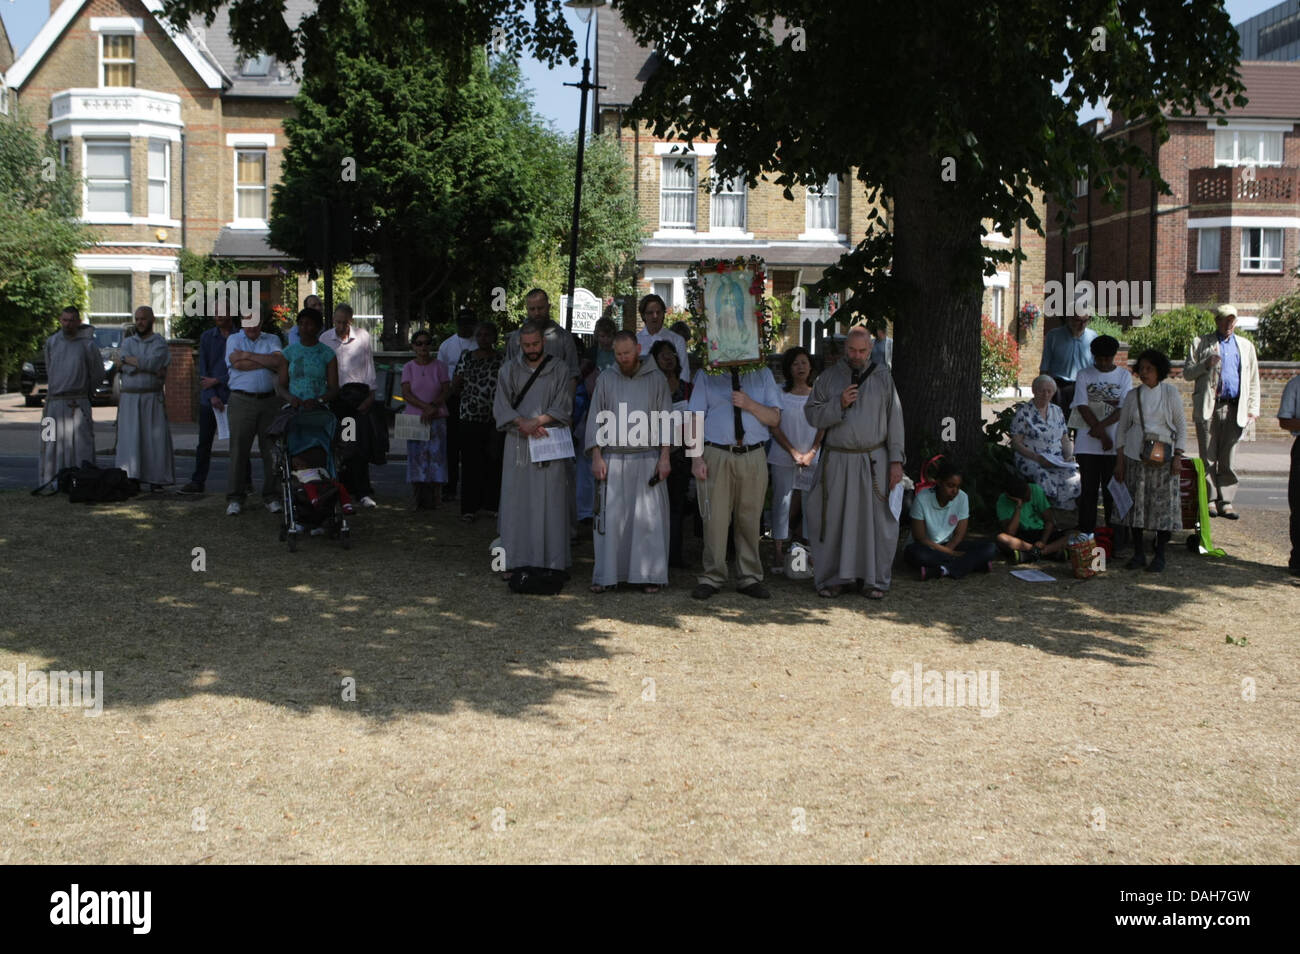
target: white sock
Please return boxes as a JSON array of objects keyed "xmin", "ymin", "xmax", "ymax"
[{"xmin": 940, "ymin": 565, "xmax": 950, "ymax": 577}]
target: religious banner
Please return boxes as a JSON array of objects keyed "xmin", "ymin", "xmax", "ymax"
[{"xmin": 684, "ymin": 256, "xmax": 778, "ymax": 374}]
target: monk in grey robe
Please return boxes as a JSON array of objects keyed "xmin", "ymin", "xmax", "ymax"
[
  {"xmin": 38, "ymin": 307, "xmax": 105, "ymax": 487},
  {"xmin": 804, "ymin": 327, "xmax": 905, "ymax": 599},
  {"xmin": 115, "ymin": 306, "xmax": 175, "ymax": 488},
  {"xmin": 493, "ymin": 321, "xmax": 575, "ymax": 574},
  {"xmin": 504, "ymin": 289, "xmax": 581, "ymax": 536},
  {"xmin": 584, "ymin": 332, "xmax": 673, "ymax": 592}
]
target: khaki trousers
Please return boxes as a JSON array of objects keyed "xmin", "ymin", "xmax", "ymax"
[
  {"xmin": 226, "ymin": 392, "xmax": 281, "ymax": 503},
  {"xmin": 1195, "ymin": 399, "xmax": 1243, "ymax": 505},
  {"xmin": 698, "ymin": 444, "xmax": 768, "ymax": 589}
]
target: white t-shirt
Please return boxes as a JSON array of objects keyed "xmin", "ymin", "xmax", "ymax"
[
  {"xmin": 437, "ymin": 334, "xmax": 475, "ymax": 373},
  {"xmin": 1072, "ymin": 364, "xmax": 1132, "ymax": 455},
  {"xmin": 637, "ymin": 328, "xmax": 690, "ymax": 377},
  {"xmin": 767, "ymin": 391, "xmax": 819, "ymax": 467}
]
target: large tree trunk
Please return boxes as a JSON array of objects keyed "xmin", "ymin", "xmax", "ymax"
[{"xmin": 890, "ymin": 150, "xmax": 988, "ymax": 473}]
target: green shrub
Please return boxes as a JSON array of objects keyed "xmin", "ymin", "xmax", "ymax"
[
  {"xmin": 980, "ymin": 316, "xmax": 1019, "ymax": 397},
  {"xmin": 1088, "ymin": 315, "xmax": 1124, "ymax": 341},
  {"xmin": 1126, "ymin": 305, "xmax": 1215, "ymax": 361},
  {"xmin": 1257, "ymin": 291, "xmax": 1300, "ymax": 361}
]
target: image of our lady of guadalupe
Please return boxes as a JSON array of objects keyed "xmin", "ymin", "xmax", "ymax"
[{"xmin": 711, "ymin": 270, "xmax": 755, "ymax": 362}]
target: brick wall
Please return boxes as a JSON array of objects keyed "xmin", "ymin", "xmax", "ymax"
[{"xmin": 165, "ymin": 338, "xmax": 195, "ymax": 423}]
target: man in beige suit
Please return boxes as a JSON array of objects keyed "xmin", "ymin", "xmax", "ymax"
[{"xmin": 1184, "ymin": 305, "xmax": 1260, "ymax": 519}]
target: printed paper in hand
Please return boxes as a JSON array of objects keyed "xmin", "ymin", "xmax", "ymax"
[
  {"xmin": 889, "ymin": 481, "xmax": 905, "ymax": 521},
  {"xmin": 215, "ymin": 407, "xmax": 230, "ymax": 441},
  {"xmin": 1010, "ymin": 568, "xmax": 1056, "ymax": 582},
  {"xmin": 1108, "ymin": 475, "xmax": 1133, "ymax": 522},
  {"xmin": 393, "ymin": 414, "xmax": 431, "ymax": 442},
  {"xmin": 1039, "ymin": 451, "xmax": 1080, "ymax": 470},
  {"xmin": 529, "ymin": 427, "xmax": 576, "ymax": 463}
]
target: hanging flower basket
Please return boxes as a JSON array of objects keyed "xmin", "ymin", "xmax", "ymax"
[{"xmin": 1017, "ymin": 302, "xmax": 1041, "ymax": 333}]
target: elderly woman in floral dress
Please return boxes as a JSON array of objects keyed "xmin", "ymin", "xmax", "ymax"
[{"xmin": 1010, "ymin": 374, "xmax": 1082, "ymax": 510}]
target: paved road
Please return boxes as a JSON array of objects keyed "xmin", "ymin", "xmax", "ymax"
[{"xmin": 4, "ymin": 453, "xmax": 1289, "ymax": 511}]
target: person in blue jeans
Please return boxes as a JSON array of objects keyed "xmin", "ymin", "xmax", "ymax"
[{"xmin": 904, "ymin": 459, "xmax": 997, "ymax": 581}]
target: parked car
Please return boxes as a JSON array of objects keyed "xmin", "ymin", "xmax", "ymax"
[{"xmin": 20, "ymin": 324, "xmax": 130, "ymax": 407}]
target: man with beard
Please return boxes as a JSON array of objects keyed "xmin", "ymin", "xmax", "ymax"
[
  {"xmin": 585, "ymin": 332, "xmax": 673, "ymax": 593},
  {"xmin": 494, "ymin": 321, "xmax": 575, "ymax": 576},
  {"xmin": 804, "ymin": 326, "xmax": 905, "ymax": 600},
  {"xmin": 114, "ymin": 306, "xmax": 175, "ymax": 490},
  {"xmin": 37, "ymin": 306, "xmax": 104, "ymax": 487}
]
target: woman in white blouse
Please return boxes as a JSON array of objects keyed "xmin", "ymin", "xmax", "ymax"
[
  {"xmin": 768, "ymin": 347, "xmax": 823, "ymax": 564},
  {"xmin": 1114, "ymin": 349, "xmax": 1186, "ymax": 573}
]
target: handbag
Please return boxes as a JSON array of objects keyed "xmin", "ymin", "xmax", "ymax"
[{"xmin": 1136, "ymin": 385, "xmax": 1173, "ymax": 467}]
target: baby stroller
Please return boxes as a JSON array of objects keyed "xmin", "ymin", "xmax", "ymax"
[{"xmin": 272, "ymin": 407, "xmax": 353, "ymax": 551}]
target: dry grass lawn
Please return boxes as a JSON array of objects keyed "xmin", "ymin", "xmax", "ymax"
[{"xmin": 0, "ymin": 489, "xmax": 1296, "ymax": 863}]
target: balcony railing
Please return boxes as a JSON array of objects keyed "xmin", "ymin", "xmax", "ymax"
[
  {"xmin": 1189, "ymin": 166, "xmax": 1298, "ymax": 206},
  {"xmin": 50, "ymin": 88, "xmax": 184, "ymax": 138}
]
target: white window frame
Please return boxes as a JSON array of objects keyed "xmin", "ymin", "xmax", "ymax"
[
  {"xmin": 1240, "ymin": 227, "xmax": 1284, "ymax": 273},
  {"xmin": 803, "ymin": 176, "xmax": 840, "ymax": 236},
  {"xmin": 232, "ymin": 148, "xmax": 268, "ymax": 228},
  {"xmin": 708, "ymin": 171, "xmax": 748, "ymax": 235},
  {"xmin": 990, "ymin": 285, "xmax": 1005, "ymax": 324},
  {"xmin": 147, "ymin": 139, "xmax": 170, "ymax": 221},
  {"xmin": 658, "ymin": 155, "xmax": 697, "ymax": 232},
  {"xmin": 98, "ymin": 32, "xmax": 136, "ymax": 89},
  {"xmin": 82, "ymin": 138, "xmax": 133, "ymax": 223},
  {"xmin": 240, "ymin": 54, "xmax": 273, "ymax": 76},
  {"xmin": 0, "ymin": 83, "xmax": 9, "ymax": 116},
  {"xmin": 1213, "ymin": 129, "xmax": 1284, "ymax": 168},
  {"xmin": 1072, "ymin": 242, "xmax": 1088, "ymax": 278},
  {"xmin": 651, "ymin": 281, "xmax": 673, "ymax": 309},
  {"xmin": 86, "ymin": 272, "xmax": 134, "ymax": 327},
  {"xmin": 1074, "ymin": 170, "xmax": 1089, "ymax": 197},
  {"xmin": 1196, "ymin": 228, "xmax": 1220, "ymax": 273}
]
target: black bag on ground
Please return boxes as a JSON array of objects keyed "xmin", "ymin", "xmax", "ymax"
[
  {"xmin": 507, "ymin": 566, "xmax": 570, "ymax": 595},
  {"xmin": 34, "ymin": 461, "xmax": 139, "ymax": 502}
]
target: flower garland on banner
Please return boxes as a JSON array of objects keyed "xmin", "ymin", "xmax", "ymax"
[{"xmin": 684, "ymin": 255, "xmax": 779, "ymax": 375}]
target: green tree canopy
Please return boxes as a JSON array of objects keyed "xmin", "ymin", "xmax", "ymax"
[
  {"xmin": 610, "ymin": 0, "xmax": 1245, "ymax": 465},
  {"xmin": 0, "ymin": 109, "xmax": 94, "ymax": 381},
  {"xmin": 269, "ymin": 2, "xmax": 550, "ymax": 347}
]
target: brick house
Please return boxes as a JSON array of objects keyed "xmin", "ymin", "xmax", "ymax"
[
  {"xmin": 1046, "ymin": 61, "xmax": 1300, "ymax": 329},
  {"xmin": 3, "ymin": 0, "xmax": 318, "ymax": 338},
  {"xmin": 1045, "ymin": 61, "xmax": 1300, "ymax": 436},
  {"xmin": 595, "ymin": 10, "xmax": 1045, "ymax": 379}
]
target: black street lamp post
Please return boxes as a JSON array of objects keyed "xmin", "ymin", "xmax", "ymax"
[{"xmin": 562, "ymin": 1, "xmax": 606, "ymax": 333}]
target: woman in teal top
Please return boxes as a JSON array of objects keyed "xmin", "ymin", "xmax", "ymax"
[{"xmin": 277, "ymin": 308, "xmax": 338, "ymax": 408}]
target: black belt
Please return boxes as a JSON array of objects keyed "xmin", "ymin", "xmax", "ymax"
[
  {"xmin": 705, "ymin": 441, "xmax": 764, "ymax": 455},
  {"xmin": 1215, "ymin": 395, "xmax": 1238, "ymax": 404},
  {"xmin": 232, "ymin": 389, "xmax": 275, "ymax": 398}
]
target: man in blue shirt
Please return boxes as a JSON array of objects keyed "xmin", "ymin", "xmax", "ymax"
[
  {"xmin": 1275, "ymin": 374, "xmax": 1299, "ymax": 575},
  {"xmin": 1039, "ymin": 314, "xmax": 1097, "ymax": 410},
  {"xmin": 1185, "ymin": 305, "xmax": 1260, "ymax": 518},
  {"xmin": 687, "ymin": 364, "xmax": 782, "ymax": 599},
  {"xmin": 224, "ymin": 312, "xmax": 285, "ymax": 515}
]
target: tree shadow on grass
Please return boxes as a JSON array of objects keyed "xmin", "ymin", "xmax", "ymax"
[
  {"xmin": 865, "ymin": 535, "xmax": 1294, "ymax": 666},
  {"xmin": 0, "ymin": 493, "xmax": 818, "ymax": 722}
]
